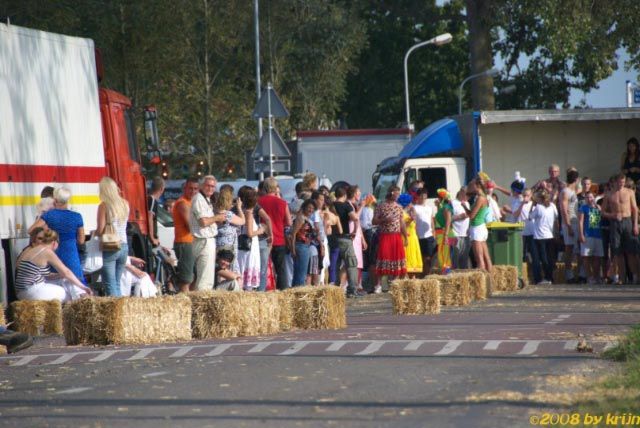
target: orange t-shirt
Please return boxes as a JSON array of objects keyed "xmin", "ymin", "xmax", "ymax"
[{"xmin": 172, "ymin": 197, "xmax": 193, "ymax": 243}]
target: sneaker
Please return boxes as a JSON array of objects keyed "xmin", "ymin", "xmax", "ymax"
[
  {"xmin": 537, "ymin": 280, "xmax": 552, "ymax": 285},
  {"xmin": 374, "ymin": 285, "xmax": 382, "ymax": 294},
  {"xmin": 346, "ymin": 291, "xmax": 362, "ymax": 299},
  {"xmin": 578, "ymin": 276, "xmax": 588, "ymax": 284},
  {"xmin": 0, "ymin": 330, "xmax": 33, "ymax": 354}
]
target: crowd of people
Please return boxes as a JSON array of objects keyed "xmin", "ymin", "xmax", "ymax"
[{"xmin": 11, "ymin": 137, "xmax": 640, "ymax": 306}]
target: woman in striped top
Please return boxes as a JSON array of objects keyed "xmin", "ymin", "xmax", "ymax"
[{"xmin": 15, "ymin": 230, "xmax": 93, "ymax": 302}]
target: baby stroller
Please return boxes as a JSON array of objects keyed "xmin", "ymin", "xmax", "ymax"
[{"xmin": 152, "ymin": 247, "xmax": 178, "ymax": 295}]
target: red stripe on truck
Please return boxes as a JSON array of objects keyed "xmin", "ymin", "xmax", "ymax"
[{"xmin": 0, "ymin": 164, "xmax": 106, "ymax": 183}]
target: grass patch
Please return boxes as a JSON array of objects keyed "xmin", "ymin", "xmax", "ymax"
[{"xmin": 564, "ymin": 325, "xmax": 640, "ymax": 422}]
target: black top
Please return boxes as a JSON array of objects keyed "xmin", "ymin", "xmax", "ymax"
[
  {"xmin": 147, "ymin": 195, "xmax": 160, "ymax": 242},
  {"xmin": 623, "ymin": 156, "xmax": 640, "ymax": 183},
  {"xmin": 333, "ymin": 201, "xmax": 353, "ymax": 237}
]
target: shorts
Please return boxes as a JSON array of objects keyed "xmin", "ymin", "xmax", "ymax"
[
  {"xmin": 174, "ymin": 242, "xmax": 195, "ymax": 284},
  {"xmin": 469, "ymin": 224, "xmax": 488, "ymax": 242},
  {"xmin": 562, "ymin": 219, "xmax": 579, "ymax": 246},
  {"xmin": 609, "ymin": 217, "xmax": 637, "ymax": 256},
  {"xmin": 580, "ymin": 237, "xmax": 604, "ymax": 257},
  {"xmin": 308, "ymin": 244, "xmax": 320, "ymax": 275},
  {"xmin": 419, "ymin": 237, "xmax": 437, "ymax": 257}
]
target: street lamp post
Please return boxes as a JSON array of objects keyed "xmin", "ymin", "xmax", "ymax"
[
  {"xmin": 458, "ymin": 68, "xmax": 500, "ymax": 115},
  {"xmin": 403, "ymin": 33, "xmax": 452, "ymax": 131}
]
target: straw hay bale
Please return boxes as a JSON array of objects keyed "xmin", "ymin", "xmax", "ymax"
[
  {"xmin": 431, "ymin": 273, "xmax": 473, "ymax": 306},
  {"xmin": 189, "ymin": 291, "xmax": 280, "ymax": 339},
  {"xmin": 0, "ymin": 307, "xmax": 5, "ymax": 326},
  {"xmin": 63, "ymin": 295, "xmax": 191, "ymax": 345},
  {"xmin": 553, "ymin": 262, "xmax": 578, "ymax": 284},
  {"xmin": 9, "ymin": 300, "xmax": 62, "ymax": 336},
  {"xmin": 463, "ymin": 271, "xmax": 488, "ymax": 300},
  {"xmin": 389, "ymin": 279, "xmax": 440, "ymax": 315},
  {"xmin": 286, "ymin": 286, "xmax": 346, "ymax": 330},
  {"xmin": 276, "ymin": 291, "xmax": 294, "ymax": 332},
  {"xmin": 490, "ymin": 265, "xmax": 519, "ymax": 293},
  {"xmin": 522, "ymin": 262, "xmax": 530, "ymax": 286}
]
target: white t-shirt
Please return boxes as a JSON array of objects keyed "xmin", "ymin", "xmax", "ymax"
[
  {"xmin": 360, "ymin": 206, "xmax": 374, "ymax": 231},
  {"xmin": 488, "ymin": 197, "xmax": 502, "ymax": 222},
  {"xmin": 451, "ymin": 199, "xmax": 470, "ymax": 237},
  {"xmin": 517, "ymin": 201, "xmax": 535, "ymax": 236},
  {"xmin": 530, "ymin": 203, "xmax": 558, "ymax": 240},
  {"xmin": 505, "ymin": 195, "xmax": 522, "ymax": 223},
  {"xmin": 189, "ymin": 192, "xmax": 217, "ymax": 238},
  {"xmin": 413, "ymin": 204, "xmax": 434, "ymax": 238},
  {"xmin": 311, "ymin": 209, "xmax": 327, "ymax": 241}
]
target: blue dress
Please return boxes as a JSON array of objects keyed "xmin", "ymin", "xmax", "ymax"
[{"xmin": 42, "ymin": 209, "xmax": 85, "ymax": 283}]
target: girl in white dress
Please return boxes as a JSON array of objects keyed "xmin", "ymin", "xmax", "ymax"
[{"xmin": 237, "ymin": 188, "xmax": 265, "ymax": 290}]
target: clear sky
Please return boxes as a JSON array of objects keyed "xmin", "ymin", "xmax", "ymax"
[{"xmin": 568, "ymin": 49, "xmax": 638, "ymax": 108}]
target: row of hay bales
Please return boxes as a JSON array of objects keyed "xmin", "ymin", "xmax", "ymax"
[
  {"xmin": 390, "ymin": 265, "xmax": 519, "ymax": 315},
  {"xmin": 4, "ymin": 285, "xmax": 346, "ymax": 346}
]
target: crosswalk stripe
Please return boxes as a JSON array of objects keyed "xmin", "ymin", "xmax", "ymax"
[
  {"xmin": 169, "ymin": 347, "xmax": 193, "ymax": 358},
  {"xmin": 90, "ymin": 351, "xmax": 118, "ymax": 362},
  {"xmin": 403, "ymin": 340, "xmax": 426, "ymax": 351},
  {"xmin": 355, "ymin": 341, "xmax": 385, "ymax": 355},
  {"xmin": 483, "ymin": 340, "xmax": 502, "ymax": 350},
  {"xmin": 518, "ymin": 341, "xmax": 541, "ymax": 355},
  {"xmin": 47, "ymin": 353, "xmax": 77, "ymax": 365},
  {"xmin": 434, "ymin": 340, "xmax": 463, "ymax": 356},
  {"xmin": 10, "ymin": 355, "xmax": 39, "ymax": 366},
  {"xmin": 127, "ymin": 349, "xmax": 156, "ymax": 361},
  {"xmin": 248, "ymin": 343, "xmax": 271, "ymax": 353},
  {"xmin": 563, "ymin": 340, "xmax": 579, "ymax": 350},
  {"xmin": 205, "ymin": 344, "xmax": 233, "ymax": 356},
  {"xmin": 326, "ymin": 341, "xmax": 347, "ymax": 351}
]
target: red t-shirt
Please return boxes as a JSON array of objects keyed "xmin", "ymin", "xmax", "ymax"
[{"xmin": 258, "ymin": 194, "xmax": 288, "ymax": 246}]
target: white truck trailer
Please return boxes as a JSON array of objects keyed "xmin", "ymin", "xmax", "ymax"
[
  {"xmin": 373, "ymin": 109, "xmax": 640, "ymax": 199},
  {"xmin": 296, "ymin": 129, "xmax": 412, "ymax": 194}
]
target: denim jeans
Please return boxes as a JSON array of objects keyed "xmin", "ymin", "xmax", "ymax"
[
  {"xmin": 336, "ymin": 237, "xmax": 359, "ymax": 294},
  {"xmin": 292, "ymin": 242, "xmax": 311, "ymax": 286},
  {"xmin": 271, "ymin": 245, "xmax": 289, "ymax": 290},
  {"xmin": 102, "ymin": 243, "xmax": 128, "ymax": 296},
  {"xmin": 328, "ymin": 244, "xmax": 340, "ymax": 284},
  {"xmin": 531, "ymin": 238, "xmax": 554, "ymax": 283},
  {"xmin": 258, "ymin": 239, "xmax": 269, "ymax": 291}
]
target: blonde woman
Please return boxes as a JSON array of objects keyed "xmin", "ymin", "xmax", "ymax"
[
  {"xmin": 464, "ymin": 175, "xmax": 493, "ymax": 271},
  {"xmin": 15, "ymin": 230, "xmax": 92, "ymax": 301},
  {"xmin": 96, "ymin": 177, "xmax": 130, "ymax": 296}
]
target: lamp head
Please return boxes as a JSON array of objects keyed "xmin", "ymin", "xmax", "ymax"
[{"xmin": 431, "ymin": 33, "xmax": 453, "ymax": 46}]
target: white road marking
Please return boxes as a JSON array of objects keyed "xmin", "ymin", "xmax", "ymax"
[
  {"xmin": 248, "ymin": 343, "xmax": 271, "ymax": 353},
  {"xmin": 47, "ymin": 353, "xmax": 77, "ymax": 365},
  {"xmin": 434, "ymin": 340, "xmax": 463, "ymax": 356},
  {"xmin": 603, "ymin": 341, "xmax": 617, "ymax": 351},
  {"xmin": 90, "ymin": 351, "xmax": 118, "ymax": 362},
  {"xmin": 142, "ymin": 371, "xmax": 169, "ymax": 378},
  {"xmin": 169, "ymin": 347, "xmax": 193, "ymax": 358},
  {"xmin": 483, "ymin": 340, "xmax": 502, "ymax": 351},
  {"xmin": 403, "ymin": 340, "xmax": 426, "ymax": 351},
  {"xmin": 127, "ymin": 349, "xmax": 156, "ymax": 361},
  {"xmin": 518, "ymin": 341, "xmax": 541, "ymax": 355},
  {"xmin": 355, "ymin": 341, "xmax": 385, "ymax": 355},
  {"xmin": 564, "ymin": 340, "xmax": 579, "ymax": 350},
  {"xmin": 205, "ymin": 344, "xmax": 232, "ymax": 356},
  {"xmin": 55, "ymin": 387, "xmax": 92, "ymax": 395},
  {"xmin": 279, "ymin": 342, "xmax": 310, "ymax": 355},
  {"xmin": 10, "ymin": 355, "xmax": 39, "ymax": 366},
  {"xmin": 326, "ymin": 341, "xmax": 348, "ymax": 352},
  {"xmin": 557, "ymin": 314, "xmax": 571, "ymax": 319}
]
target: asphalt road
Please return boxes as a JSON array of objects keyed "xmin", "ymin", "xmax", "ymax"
[{"xmin": 0, "ymin": 283, "xmax": 638, "ymax": 428}]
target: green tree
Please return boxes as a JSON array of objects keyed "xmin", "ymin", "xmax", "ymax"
[{"xmin": 341, "ymin": 0, "xmax": 469, "ymax": 131}]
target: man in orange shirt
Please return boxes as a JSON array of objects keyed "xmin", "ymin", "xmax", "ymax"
[{"xmin": 172, "ymin": 177, "xmax": 200, "ymax": 292}]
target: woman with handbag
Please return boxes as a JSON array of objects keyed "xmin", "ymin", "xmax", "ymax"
[
  {"xmin": 237, "ymin": 188, "xmax": 264, "ymax": 290},
  {"xmin": 96, "ymin": 177, "xmax": 130, "ymax": 296}
]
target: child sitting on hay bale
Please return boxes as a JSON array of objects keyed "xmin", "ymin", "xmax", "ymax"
[
  {"xmin": 215, "ymin": 249, "xmax": 242, "ymax": 291},
  {"xmin": 120, "ymin": 256, "xmax": 158, "ymax": 298}
]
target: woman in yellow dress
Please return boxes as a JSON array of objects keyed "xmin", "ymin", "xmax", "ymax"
[{"xmin": 397, "ymin": 193, "xmax": 423, "ymax": 277}]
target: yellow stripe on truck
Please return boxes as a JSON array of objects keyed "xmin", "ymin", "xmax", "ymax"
[{"xmin": 0, "ymin": 195, "xmax": 101, "ymax": 206}]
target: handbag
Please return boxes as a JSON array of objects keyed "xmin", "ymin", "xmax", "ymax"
[
  {"xmin": 238, "ymin": 233, "xmax": 252, "ymax": 251},
  {"xmin": 100, "ymin": 209, "xmax": 122, "ymax": 251},
  {"xmin": 83, "ymin": 235, "xmax": 104, "ymax": 273}
]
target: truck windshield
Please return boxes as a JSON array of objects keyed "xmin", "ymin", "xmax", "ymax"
[
  {"xmin": 124, "ymin": 109, "xmax": 141, "ymax": 164},
  {"xmin": 373, "ymin": 172, "xmax": 399, "ymax": 201}
]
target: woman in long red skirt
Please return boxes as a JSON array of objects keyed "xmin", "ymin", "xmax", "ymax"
[{"xmin": 373, "ymin": 185, "xmax": 407, "ymax": 285}]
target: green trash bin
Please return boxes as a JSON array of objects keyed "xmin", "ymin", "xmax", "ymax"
[{"xmin": 486, "ymin": 222, "xmax": 524, "ymax": 280}]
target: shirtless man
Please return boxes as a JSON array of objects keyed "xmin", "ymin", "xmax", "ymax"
[{"xmin": 601, "ymin": 173, "xmax": 639, "ymax": 284}]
